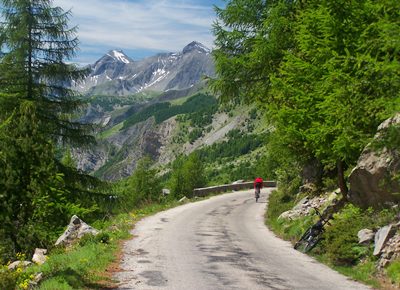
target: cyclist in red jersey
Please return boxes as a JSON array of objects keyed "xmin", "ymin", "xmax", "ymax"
[{"xmin": 254, "ymin": 177, "xmax": 263, "ymax": 202}]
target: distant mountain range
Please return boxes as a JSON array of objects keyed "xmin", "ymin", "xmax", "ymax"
[
  {"xmin": 71, "ymin": 41, "xmax": 262, "ymax": 182},
  {"xmin": 73, "ymin": 41, "xmax": 215, "ymax": 96}
]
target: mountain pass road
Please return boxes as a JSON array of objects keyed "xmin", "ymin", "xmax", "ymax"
[{"xmin": 116, "ymin": 189, "xmax": 371, "ymax": 290}]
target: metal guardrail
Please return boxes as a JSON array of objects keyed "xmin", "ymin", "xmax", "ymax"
[{"xmin": 193, "ymin": 181, "xmax": 277, "ymax": 197}]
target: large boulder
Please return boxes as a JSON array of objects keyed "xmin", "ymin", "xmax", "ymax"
[
  {"xmin": 373, "ymin": 224, "xmax": 397, "ymax": 256},
  {"xmin": 55, "ymin": 215, "xmax": 99, "ymax": 247},
  {"xmin": 349, "ymin": 113, "xmax": 400, "ymax": 208},
  {"xmin": 32, "ymin": 248, "xmax": 47, "ymax": 265}
]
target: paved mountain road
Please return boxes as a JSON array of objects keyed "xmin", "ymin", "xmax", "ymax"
[{"xmin": 116, "ymin": 189, "xmax": 371, "ymax": 290}]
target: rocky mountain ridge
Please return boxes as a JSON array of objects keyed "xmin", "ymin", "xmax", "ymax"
[{"xmin": 73, "ymin": 41, "xmax": 215, "ymax": 96}]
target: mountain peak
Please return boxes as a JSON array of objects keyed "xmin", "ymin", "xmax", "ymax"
[
  {"xmin": 106, "ymin": 49, "xmax": 132, "ymax": 64},
  {"xmin": 182, "ymin": 41, "xmax": 210, "ymax": 54}
]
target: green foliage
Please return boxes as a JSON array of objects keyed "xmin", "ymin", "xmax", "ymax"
[
  {"xmin": 322, "ymin": 204, "xmax": 398, "ymax": 266},
  {"xmin": 269, "ymin": 0, "xmax": 400, "ymax": 170},
  {"xmin": 123, "ymin": 102, "xmax": 170, "ymax": 129},
  {"xmin": 0, "ymin": 265, "xmax": 18, "ymax": 290},
  {"xmin": 334, "ymin": 261, "xmax": 379, "ymax": 288},
  {"xmin": 0, "ymin": 103, "xmax": 94, "ymax": 262},
  {"xmin": 116, "ymin": 157, "xmax": 163, "ymax": 209},
  {"xmin": 78, "ymin": 232, "xmax": 111, "ymax": 247},
  {"xmin": 212, "ymin": 0, "xmax": 400, "ymax": 194},
  {"xmin": 61, "ymin": 147, "xmax": 77, "ymax": 169},
  {"xmin": 122, "ymin": 93, "xmax": 217, "ymax": 130},
  {"xmin": 188, "ymin": 128, "xmax": 203, "ymax": 144},
  {"xmin": 0, "ymin": 0, "xmax": 94, "ymax": 147},
  {"xmin": 265, "ymin": 189, "xmax": 322, "ymax": 245},
  {"xmin": 87, "ymin": 92, "xmax": 159, "ymax": 111},
  {"xmin": 211, "ymin": 0, "xmax": 294, "ymax": 103},
  {"xmin": 168, "ymin": 153, "xmax": 206, "ymax": 198},
  {"xmin": 197, "ymin": 131, "xmax": 268, "ymax": 163},
  {"xmin": 0, "ymin": 0, "xmax": 104, "ymax": 262},
  {"xmin": 387, "ymin": 260, "xmax": 400, "ymax": 285}
]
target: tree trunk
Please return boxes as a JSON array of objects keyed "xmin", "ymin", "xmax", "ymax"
[{"xmin": 337, "ymin": 160, "xmax": 348, "ymax": 201}]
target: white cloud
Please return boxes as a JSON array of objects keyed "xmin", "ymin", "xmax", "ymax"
[{"xmin": 54, "ymin": 0, "xmax": 219, "ymax": 62}]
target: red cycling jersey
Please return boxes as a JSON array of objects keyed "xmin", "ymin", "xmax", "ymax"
[{"xmin": 254, "ymin": 177, "xmax": 263, "ymax": 189}]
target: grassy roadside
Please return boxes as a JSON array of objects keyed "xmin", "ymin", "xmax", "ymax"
[
  {"xmin": 4, "ymin": 201, "xmax": 182, "ymax": 290},
  {"xmin": 265, "ymin": 189, "xmax": 399, "ymax": 289}
]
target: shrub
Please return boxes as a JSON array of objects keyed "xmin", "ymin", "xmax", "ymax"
[
  {"xmin": 0, "ymin": 266, "xmax": 17, "ymax": 290},
  {"xmin": 387, "ymin": 260, "xmax": 400, "ymax": 285},
  {"xmin": 322, "ymin": 204, "xmax": 369, "ymax": 266},
  {"xmin": 79, "ymin": 232, "xmax": 110, "ymax": 247}
]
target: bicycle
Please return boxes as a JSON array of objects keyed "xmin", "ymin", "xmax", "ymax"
[
  {"xmin": 294, "ymin": 207, "xmax": 332, "ymax": 253},
  {"xmin": 255, "ymin": 187, "xmax": 260, "ymax": 202}
]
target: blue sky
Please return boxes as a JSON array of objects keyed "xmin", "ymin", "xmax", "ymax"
[{"xmin": 54, "ymin": 0, "xmax": 225, "ymax": 65}]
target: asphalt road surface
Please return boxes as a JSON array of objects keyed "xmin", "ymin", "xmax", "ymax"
[{"xmin": 116, "ymin": 189, "xmax": 371, "ymax": 290}]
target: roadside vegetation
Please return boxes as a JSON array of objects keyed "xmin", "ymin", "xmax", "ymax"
[
  {"xmin": 0, "ymin": 1, "xmax": 226, "ymax": 289},
  {"xmin": 266, "ymin": 187, "xmax": 398, "ymax": 288},
  {"xmin": 0, "ymin": 152, "xmax": 208, "ymax": 289},
  {"xmin": 212, "ymin": 0, "xmax": 400, "ymax": 288}
]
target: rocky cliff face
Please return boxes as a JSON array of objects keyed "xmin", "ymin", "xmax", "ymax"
[
  {"xmin": 349, "ymin": 113, "xmax": 400, "ymax": 208},
  {"xmin": 78, "ymin": 108, "xmax": 251, "ymax": 181},
  {"xmin": 74, "ymin": 41, "xmax": 215, "ymax": 96}
]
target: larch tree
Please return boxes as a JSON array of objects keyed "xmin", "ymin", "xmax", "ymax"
[
  {"xmin": 212, "ymin": 0, "xmax": 400, "ymax": 198},
  {"xmin": 0, "ymin": 0, "xmax": 99, "ymax": 260},
  {"xmin": 269, "ymin": 0, "xmax": 400, "ymax": 196}
]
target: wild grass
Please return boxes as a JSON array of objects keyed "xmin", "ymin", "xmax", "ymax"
[
  {"xmin": 98, "ymin": 122, "xmax": 124, "ymax": 139},
  {"xmin": 20, "ymin": 200, "xmax": 182, "ymax": 289},
  {"xmin": 265, "ymin": 189, "xmax": 398, "ymax": 289},
  {"xmin": 387, "ymin": 260, "xmax": 400, "ymax": 286},
  {"xmin": 334, "ymin": 261, "xmax": 380, "ymax": 289}
]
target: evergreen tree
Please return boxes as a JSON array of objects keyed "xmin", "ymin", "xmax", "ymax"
[
  {"xmin": 169, "ymin": 153, "xmax": 206, "ymax": 198},
  {"xmin": 269, "ymin": 0, "xmax": 400, "ymax": 195},
  {"xmin": 211, "ymin": 0, "xmax": 296, "ymax": 103},
  {"xmin": 0, "ymin": 0, "xmax": 100, "ymax": 260},
  {"xmin": 212, "ymin": 0, "xmax": 400, "ymax": 196},
  {"xmin": 0, "ymin": 0, "xmax": 92, "ymax": 145},
  {"xmin": 124, "ymin": 157, "xmax": 162, "ymax": 206}
]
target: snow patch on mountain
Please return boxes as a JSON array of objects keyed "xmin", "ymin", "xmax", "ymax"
[
  {"xmin": 108, "ymin": 50, "xmax": 131, "ymax": 64},
  {"xmin": 75, "ymin": 41, "xmax": 215, "ymax": 96}
]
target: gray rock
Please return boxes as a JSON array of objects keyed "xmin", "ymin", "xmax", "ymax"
[
  {"xmin": 293, "ymin": 197, "xmax": 309, "ymax": 211},
  {"xmin": 278, "ymin": 195, "xmax": 330, "ymax": 220},
  {"xmin": 278, "ymin": 210, "xmax": 296, "ymax": 220},
  {"xmin": 29, "ymin": 272, "xmax": 43, "ymax": 288},
  {"xmin": 232, "ymin": 180, "xmax": 245, "ymax": 184},
  {"xmin": 349, "ymin": 113, "xmax": 400, "ymax": 208},
  {"xmin": 373, "ymin": 225, "xmax": 397, "ymax": 256},
  {"xmin": 357, "ymin": 229, "xmax": 375, "ymax": 245},
  {"xmin": 35, "ymin": 272, "xmax": 43, "ymax": 282},
  {"xmin": 299, "ymin": 183, "xmax": 317, "ymax": 194},
  {"xmin": 179, "ymin": 196, "xmax": 188, "ymax": 203},
  {"xmin": 8, "ymin": 261, "xmax": 32, "ymax": 271},
  {"xmin": 55, "ymin": 215, "xmax": 99, "ymax": 247},
  {"xmin": 162, "ymin": 189, "xmax": 171, "ymax": 196},
  {"xmin": 378, "ymin": 258, "xmax": 390, "ymax": 268},
  {"xmin": 32, "ymin": 248, "xmax": 47, "ymax": 265}
]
